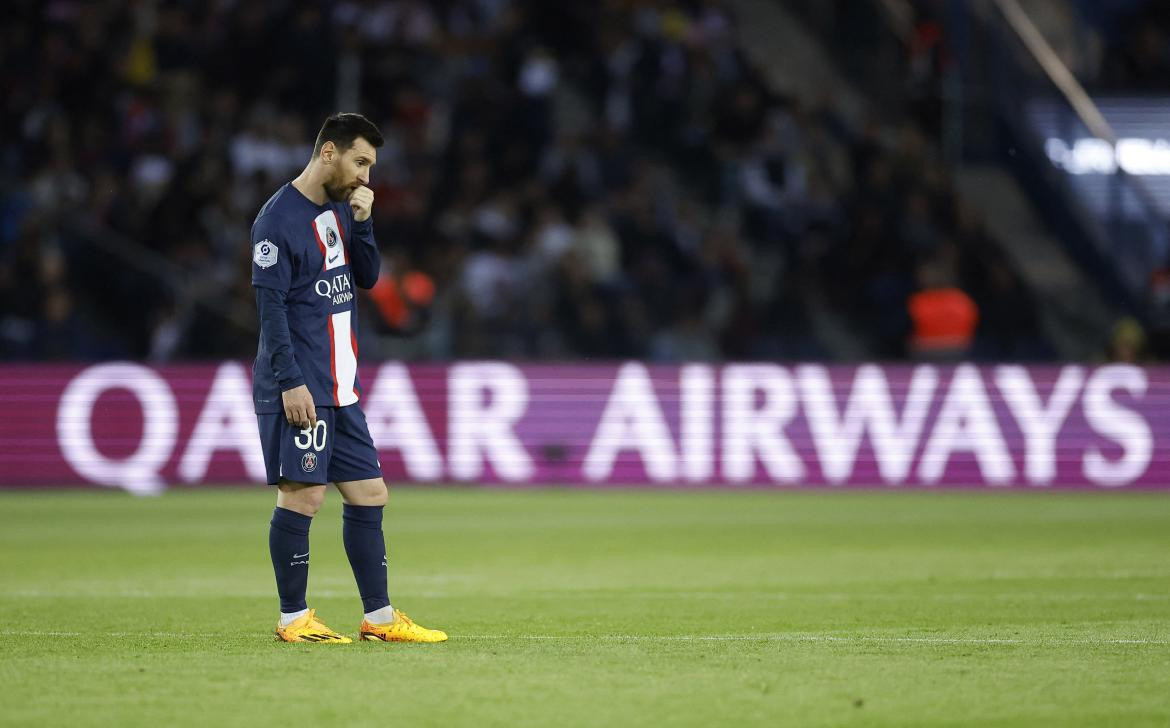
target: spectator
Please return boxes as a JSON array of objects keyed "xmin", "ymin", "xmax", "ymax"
[
  {"xmin": 1106, "ymin": 316, "xmax": 1148, "ymax": 363},
  {"xmin": 907, "ymin": 258, "xmax": 980, "ymax": 360}
]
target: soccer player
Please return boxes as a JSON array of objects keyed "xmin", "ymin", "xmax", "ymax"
[{"xmin": 251, "ymin": 112, "xmax": 446, "ymax": 644}]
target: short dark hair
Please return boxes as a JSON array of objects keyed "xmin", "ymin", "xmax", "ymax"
[{"xmin": 313, "ymin": 113, "xmax": 384, "ymax": 155}]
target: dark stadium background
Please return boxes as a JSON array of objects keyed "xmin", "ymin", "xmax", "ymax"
[{"xmin": 3, "ymin": 0, "xmax": 1167, "ymax": 366}]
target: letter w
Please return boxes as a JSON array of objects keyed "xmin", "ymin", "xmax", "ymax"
[{"xmin": 797, "ymin": 365, "xmax": 938, "ymax": 484}]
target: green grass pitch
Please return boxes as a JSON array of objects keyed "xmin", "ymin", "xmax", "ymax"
[{"xmin": 0, "ymin": 488, "xmax": 1167, "ymax": 727}]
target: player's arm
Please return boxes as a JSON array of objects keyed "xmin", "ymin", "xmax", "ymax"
[
  {"xmin": 254, "ymin": 288, "xmax": 314, "ymax": 427},
  {"xmin": 348, "ymin": 186, "xmax": 380, "ymax": 289},
  {"xmin": 252, "ymin": 221, "xmax": 316, "ymax": 428}
]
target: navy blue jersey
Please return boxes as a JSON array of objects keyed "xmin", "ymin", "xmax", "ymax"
[{"xmin": 251, "ymin": 183, "xmax": 380, "ymax": 414}]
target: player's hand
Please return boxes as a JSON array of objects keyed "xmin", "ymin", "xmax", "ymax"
[
  {"xmin": 282, "ymin": 385, "xmax": 317, "ymax": 428},
  {"xmin": 350, "ymin": 185, "xmax": 374, "ymax": 222}
]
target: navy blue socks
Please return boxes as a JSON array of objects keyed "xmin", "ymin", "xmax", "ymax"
[
  {"xmin": 270, "ymin": 503, "xmax": 390, "ymax": 617},
  {"xmin": 342, "ymin": 504, "xmax": 391, "ymax": 614},
  {"xmin": 269, "ymin": 507, "xmax": 312, "ymax": 614}
]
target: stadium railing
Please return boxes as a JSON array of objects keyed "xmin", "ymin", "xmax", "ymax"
[{"xmin": 977, "ymin": 0, "xmax": 1167, "ymax": 316}]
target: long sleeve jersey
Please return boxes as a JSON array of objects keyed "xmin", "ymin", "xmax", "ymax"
[{"xmin": 250, "ymin": 182, "xmax": 379, "ymax": 414}]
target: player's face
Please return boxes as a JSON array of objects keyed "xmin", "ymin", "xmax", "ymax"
[{"xmin": 324, "ymin": 137, "xmax": 377, "ymax": 202}]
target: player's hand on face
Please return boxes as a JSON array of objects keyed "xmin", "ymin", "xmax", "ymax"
[
  {"xmin": 282, "ymin": 384, "xmax": 317, "ymax": 428},
  {"xmin": 350, "ymin": 185, "xmax": 374, "ymax": 222}
]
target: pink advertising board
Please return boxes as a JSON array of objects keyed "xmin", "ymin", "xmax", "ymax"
[{"xmin": 0, "ymin": 362, "xmax": 1166, "ymax": 492}]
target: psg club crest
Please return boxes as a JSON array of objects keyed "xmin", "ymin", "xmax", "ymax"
[
  {"xmin": 301, "ymin": 452, "xmax": 318, "ymax": 473},
  {"xmin": 326, "ymin": 228, "xmax": 338, "ymax": 248}
]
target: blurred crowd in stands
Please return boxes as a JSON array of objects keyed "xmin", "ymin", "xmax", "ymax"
[
  {"xmin": 0, "ymin": 0, "xmax": 1156, "ymax": 363},
  {"xmin": 1066, "ymin": 0, "xmax": 1170, "ymax": 90}
]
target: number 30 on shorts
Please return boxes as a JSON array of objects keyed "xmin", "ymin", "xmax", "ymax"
[{"xmin": 294, "ymin": 421, "xmax": 328, "ymax": 451}]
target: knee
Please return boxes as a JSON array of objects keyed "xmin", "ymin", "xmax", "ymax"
[
  {"xmin": 366, "ymin": 483, "xmax": 388, "ymax": 507},
  {"xmin": 340, "ymin": 479, "xmax": 388, "ymax": 507},
  {"xmin": 277, "ymin": 483, "xmax": 326, "ymax": 517},
  {"xmin": 357, "ymin": 481, "xmax": 388, "ymax": 507}
]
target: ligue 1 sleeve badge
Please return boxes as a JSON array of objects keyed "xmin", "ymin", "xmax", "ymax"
[
  {"xmin": 301, "ymin": 451, "xmax": 318, "ymax": 473},
  {"xmin": 254, "ymin": 239, "xmax": 279, "ymax": 268}
]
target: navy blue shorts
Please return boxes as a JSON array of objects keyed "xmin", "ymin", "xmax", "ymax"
[{"xmin": 257, "ymin": 404, "xmax": 382, "ymax": 485}]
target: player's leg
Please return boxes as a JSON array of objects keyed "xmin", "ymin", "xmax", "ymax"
[
  {"xmin": 331, "ymin": 405, "xmax": 447, "ymax": 642},
  {"xmin": 271, "ymin": 481, "xmax": 323, "ymax": 620},
  {"xmin": 334, "ymin": 476, "xmax": 391, "ymax": 620},
  {"xmin": 259, "ymin": 410, "xmax": 350, "ymax": 643},
  {"xmin": 335, "ymin": 476, "xmax": 446, "ymax": 642},
  {"xmin": 270, "ymin": 481, "xmax": 349, "ymax": 642}
]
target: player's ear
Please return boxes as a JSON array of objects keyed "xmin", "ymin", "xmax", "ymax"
[{"xmin": 320, "ymin": 141, "xmax": 337, "ymax": 164}]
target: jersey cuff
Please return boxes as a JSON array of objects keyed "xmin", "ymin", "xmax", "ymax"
[{"xmin": 278, "ymin": 374, "xmax": 306, "ymax": 391}]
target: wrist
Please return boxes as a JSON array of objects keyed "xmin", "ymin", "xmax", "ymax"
[{"xmin": 279, "ymin": 376, "xmax": 305, "ymax": 392}]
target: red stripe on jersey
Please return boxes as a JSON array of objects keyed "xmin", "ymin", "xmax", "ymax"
[
  {"xmin": 312, "ymin": 222, "xmax": 328, "ymax": 269},
  {"xmin": 326, "ymin": 313, "xmax": 340, "ymax": 406},
  {"xmin": 351, "ymin": 329, "xmax": 360, "ymax": 401}
]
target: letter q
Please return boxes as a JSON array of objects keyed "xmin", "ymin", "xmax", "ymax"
[{"xmin": 57, "ymin": 363, "xmax": 177, "ymax": 495}]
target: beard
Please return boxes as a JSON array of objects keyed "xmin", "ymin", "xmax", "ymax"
[
  {"xmin": 323, "ymin": 170, "xmax": 358, "ymax": 203},
  {"xmin": 323, "ymin": 180, "xmax": 355, "ymax": 203}
]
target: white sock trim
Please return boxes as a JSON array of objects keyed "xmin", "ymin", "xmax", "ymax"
[
  {"xmin": 279, "ymin": 608, "xmax": 310, "ymax": 627},
  {"xmin": 364, "ymin": 605, "xmax": 396, "ymax": 624}
]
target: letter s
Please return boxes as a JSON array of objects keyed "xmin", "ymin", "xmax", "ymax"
[{"xmin": 1082, "ymin": 365, "xmax": 1152, "ymax": 487}]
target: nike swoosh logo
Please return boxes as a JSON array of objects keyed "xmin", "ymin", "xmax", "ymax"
[
  {"xmin": 328, "ymin": 253, "xmax": 339, "ymax": 263},
  {"xmin": 293, "ymin": 552, "xmax": 309, "ymax": 558}
]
